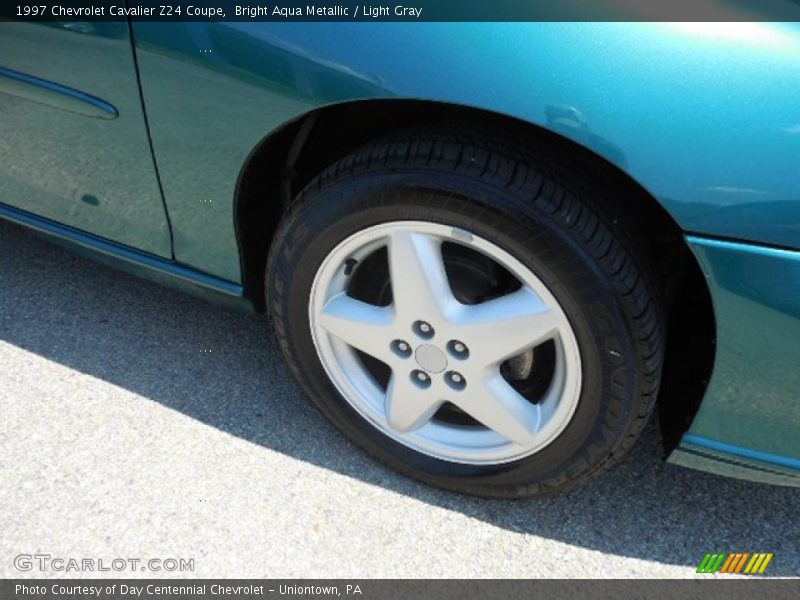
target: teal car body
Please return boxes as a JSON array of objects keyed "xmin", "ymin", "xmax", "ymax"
[{"xmin": 1, "ymin": 18, "xmax": 799, "ymax": 486}]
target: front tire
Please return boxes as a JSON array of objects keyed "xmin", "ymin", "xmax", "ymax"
[{"xmin": 267, "ymin": 131, "xmax": 664, "ymax": 498}]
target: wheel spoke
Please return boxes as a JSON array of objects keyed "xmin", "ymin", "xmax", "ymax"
[
  {"xmin": 318, "ymin": 293, "xmax": 394, "ymax": 361},
  {"xmin": 456, "ymin": 373, "xmax": 541, "ymax": 446},
  {"xmin": 388, "ymin": 230, "xmax": 455, "ymax": 319},
  {"xmin": 385, "ymin": 373, "xmax": 443, "ymax": 432},
  {"xmin": 458, "ymin": 288, "xmax": 560, "ymax": 366}
]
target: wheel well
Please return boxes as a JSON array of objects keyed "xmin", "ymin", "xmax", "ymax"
[{"xmin": 234, "ymin": 99, "xmax": 715, "ymax": 453}]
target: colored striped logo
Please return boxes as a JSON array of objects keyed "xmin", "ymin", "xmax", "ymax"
[{"xmin": 697, "ymin": 552, "xmax": 773, "ymax": 574}]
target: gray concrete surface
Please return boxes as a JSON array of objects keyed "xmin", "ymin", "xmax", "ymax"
[{"xmin": 1, "ymin": 220, "xmax": 798, "ymax": 578}]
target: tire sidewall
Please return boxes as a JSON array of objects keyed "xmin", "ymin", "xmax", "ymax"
[{"xmin": 269, "ymin": 170, "xmax": 643, "ymax": 493}]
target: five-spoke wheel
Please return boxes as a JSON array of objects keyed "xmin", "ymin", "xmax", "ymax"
[
  {"xmin": 268, "ymin": 130, "xmax": 664, "ymax": 497},
  {"xmin": 310, "ymin": 222, "xmax": 581, "ymax": 464}
]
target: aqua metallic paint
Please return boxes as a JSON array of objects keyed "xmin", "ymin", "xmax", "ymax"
[{"xmin": 1, "ymin": 20, "xmax": 798, "ymax": 485}]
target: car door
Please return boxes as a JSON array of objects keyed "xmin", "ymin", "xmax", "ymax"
[{"xmin": 0, "ymin": 17, "xmax": 171, "ymax": 257}]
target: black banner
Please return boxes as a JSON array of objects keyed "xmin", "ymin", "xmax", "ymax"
[
  {"xmin": 3, "ymin": 0, "xmax": 800, "ymax": 22},
  {"xmin": 3, "ymin": 580, "xmax": 800, "ymax": 600}
]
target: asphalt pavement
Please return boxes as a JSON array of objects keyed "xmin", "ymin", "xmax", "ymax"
[{"xmin": 1, "ymin": 219, "xmax": 798, "ymax": 578}]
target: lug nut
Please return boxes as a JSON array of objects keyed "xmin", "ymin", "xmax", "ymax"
[
  {"xmin": 391, "ymin": 339, "xmax": 412, "ymax": 358},
  {"xmin": 447, "ymin": 340, "xmax": 470, "ymax": 359},
  {"xmin": 412, "ymin": 320, "xmax": 435, "ymax": 339},
  {"xmin": 411, "ymin": 369, "xmax": 431, "ymax": 389},
  {"xmin": 445, "ymin": 371, "xmax": 466, "ymax": 391}
]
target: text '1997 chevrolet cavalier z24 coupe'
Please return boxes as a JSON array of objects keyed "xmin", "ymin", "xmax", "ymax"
[{"xmin": 2, "ymin": 16, "xmax": 799, "ymax": 497}]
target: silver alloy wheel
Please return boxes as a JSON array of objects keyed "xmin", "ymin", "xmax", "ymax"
[{"xmin": 309, "ymin": 221, "xmax": 582, "ymax": 465}]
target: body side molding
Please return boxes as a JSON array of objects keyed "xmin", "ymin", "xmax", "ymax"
[{"xmin": 0, "ymin": 66, "xmax": 118, "ymax": 119}]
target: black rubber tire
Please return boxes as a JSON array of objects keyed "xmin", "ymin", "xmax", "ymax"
[{"xmin": 266, "ymin": 129, "xmax": 665, "ymax": 498}]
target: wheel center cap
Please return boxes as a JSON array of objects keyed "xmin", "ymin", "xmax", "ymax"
[{"xmin": 415, "ymin": 344, "xmax": 447, "ymax": 374}]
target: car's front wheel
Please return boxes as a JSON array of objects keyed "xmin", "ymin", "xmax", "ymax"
[{"xmin": 267, "ymin": 130, "xmax": 664, "ymax": 498}]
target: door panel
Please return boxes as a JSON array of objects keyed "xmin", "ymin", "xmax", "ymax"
[{"xmin": 0, "ymin": 18, "xmax": 171, "ymax": 257}]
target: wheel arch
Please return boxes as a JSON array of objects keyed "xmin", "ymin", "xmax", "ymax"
[{"xmin": 234, "ymin": 98, "xmax": 715, "ymax": 452}]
